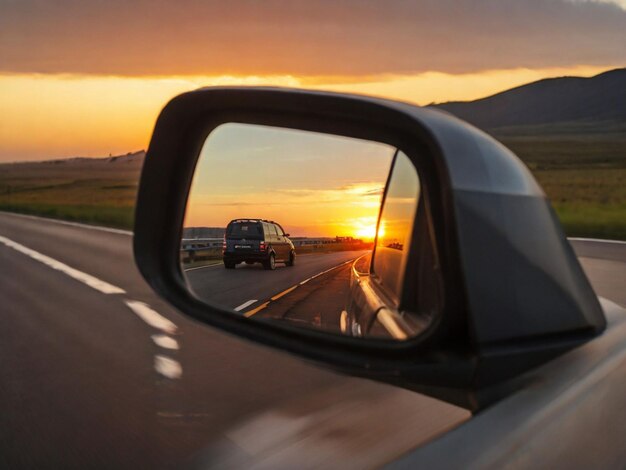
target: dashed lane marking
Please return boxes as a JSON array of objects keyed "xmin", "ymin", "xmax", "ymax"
[
  {"xmin": 244, "ymin": 258, "xmax": 356, "ymax": 317},
  {"xmin": 0, "ymin": 235, "xmax": 126, "ymax": 294},
  {"xmin": 151, "ymin": 334, "xmax": 180, "ymax": 350},
  {"xmin": 125, "ymin": 300, "xmax": 178, "ymax": 334},
  {"xmin": 154, "ymin": 355, "xmax": 183, "ymax": 379},
  {"xmin": 0, "ymin": 231, "xmax": 183, "ymax": 380},
  {"xmin": 234, "ymin": 299, "xmax": 258, "ymax": 312}
]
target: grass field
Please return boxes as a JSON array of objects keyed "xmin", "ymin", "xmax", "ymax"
[
  {"xmin": 497, "ymin": 125, "xmax": 626, "ymax": 240},
  {"xmin": 0, "ymin": 153, "xmax": 141, "ymax": 229},
  {"xmin": 0, "ymin": 139, "xmax": 624, "ymax": 240}
]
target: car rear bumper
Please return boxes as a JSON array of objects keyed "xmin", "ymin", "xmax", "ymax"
[{"xmin": 223, "ymin": 252, "xmax": 269, "ymax": 262}]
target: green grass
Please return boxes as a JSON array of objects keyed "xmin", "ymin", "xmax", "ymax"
[
  {"xmin": 500, "ymin": 138, "xmax": 626, "ymax": 170},
  {"xmin": 497, "ymin": 133, "xmax": 626, "ymax": 240},
  {"xmin": 0, "ymin": 202, "xmax": 135, "ymax": 229},
  {"xmin": 527, "ymin": 166, "xmax": 626, "ymax": 239},
  {"xmin": 0, "ymin": 157, "xmax": 141, "ymax": 229},
  {"xmin": 0, "ymin": 137, "xmax": 625, "ymax": 240},
  {"xmin": 551, "ymin": 203, "xmax": 626, "ymax": 240}
]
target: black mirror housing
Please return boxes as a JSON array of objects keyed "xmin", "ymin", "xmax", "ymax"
[{"xmin": 134, "ymin": 87, "xmax": 605, "ymax": 410}]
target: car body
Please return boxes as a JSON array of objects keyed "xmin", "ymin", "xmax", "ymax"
[
  {"xmin": 222, "ymin": 218, "xmax": 295, "ymax": 270},
  {"xmin": 133, "ymin": 87, "xmax": 626, "ymax": 468}
]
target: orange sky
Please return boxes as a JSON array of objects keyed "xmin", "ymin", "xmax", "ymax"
[
  {"xmin": 0, "ymin": 65, "xmax": 620, "ymax": 162},
  {"xmin": 1, "ymin": 0, "xmax": 625, "ymax": 161},
  {"xmin": 184, "ymin": 123, "xmax": 396, "ymax": 237},
  {"xmin": 1, "ymin": 1, "xmax": 624, "ymax": 237}
]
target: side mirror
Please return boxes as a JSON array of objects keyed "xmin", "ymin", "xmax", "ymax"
[{"xmin": 134, "ymin": 87, "xmax": 605, "ymax": 410}]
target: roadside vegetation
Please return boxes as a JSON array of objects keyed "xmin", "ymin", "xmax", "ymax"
[
  {"xmin": 0, "ymin": 139, "xmax": 624, "ymax": 240},
  {"xmin": 0, "ymin": 154, "xmax": 140, "ymax": 229},
  {"xmin": 497, "ymin": 126, "xmax": 626, "ymax": 240}
]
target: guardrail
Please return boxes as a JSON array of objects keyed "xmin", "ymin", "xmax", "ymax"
[
  {"xmin": 179, "ymin": 238, "xmax": 374, "ymax": 262},
  {"xmin": 180, "ymin": 238, "xmax": 223, "ymax": 262}
]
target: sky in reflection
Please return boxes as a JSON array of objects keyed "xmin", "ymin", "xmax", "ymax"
[{"xmin": 185, "ymin": 123, "xmax": 395, "ymax": 238}]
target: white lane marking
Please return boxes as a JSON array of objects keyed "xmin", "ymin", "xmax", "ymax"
[
  {"xmin": 246, "ymin": 258, "xmax": 357, "ymax": 317},
  {"xmin": 0, "ymin": 227, "xmax": 183, "ymax": 380},
  {"xmin": 0, "ymin": 235, "xmax": 183, "ymax": 379},
  {"xmin": 234, "ymin": 299, "xmax": 258, "ymax": 312},
  {"xmin": 125, "ymin": 300, "xmax": 177, "ymax": 334},
  {"xmin": 0, "ymin": 235, "xmax": 126, "ymax": 294},
  {"xmin": 184, "ymin": 263, "xmax": 222, "ymax": 272},
  {"xmin": 0, "ymin": 211, "xmax": 132, "ymax": 236},
  {"xmin": 299, "ymin": 259, "xmax": 353, "ymax": 285},
  {"xmin": 151, "ymin": 334, "xmax": 180, "ymax": 350},
  {"xmin": 154, "ymin": 355, "xmax": 183, "ymax": 379},
  {"xmin": 569, "ymin": 237, "xmax": 626, "ymax": 245}
]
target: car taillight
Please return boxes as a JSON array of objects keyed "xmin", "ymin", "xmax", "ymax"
[
  {"xmin": 222, "ymin": 236, "xmax": 226, "ymax": 253},
  {"xmin": 259, "ymin": 241, "xmax": 266, "ymax": 251}
]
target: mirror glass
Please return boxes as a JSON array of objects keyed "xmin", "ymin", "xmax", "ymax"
[{"xmin": 182, "ymin": 123, "xmax": 436, "ymax": 340}]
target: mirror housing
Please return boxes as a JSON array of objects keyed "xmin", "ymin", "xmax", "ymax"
[{"xmin": 134, "ymin": 87, "xmax": 605, "ymax": 410}]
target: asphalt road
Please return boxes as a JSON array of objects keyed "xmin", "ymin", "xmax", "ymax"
[
  {"xmin": 185, "ymin": 250, "xmax": 365, "ymax": 313},
  {"xmin": 1, "ymin": 211, "xmax": 624, "ymax": 469}
]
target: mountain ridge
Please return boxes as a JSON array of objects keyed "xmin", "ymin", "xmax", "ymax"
[
  {"xmin": 4, "ymin": 68, "xmax": 626, "ymax": 165},
  {"xmin": 431, "ymin": 67, "xmax": 626, "ymax": 130}
]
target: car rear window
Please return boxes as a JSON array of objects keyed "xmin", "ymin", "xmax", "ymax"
[{"xmin": 226, "ymin": 222, "xmax": 263, "ymax": 239}]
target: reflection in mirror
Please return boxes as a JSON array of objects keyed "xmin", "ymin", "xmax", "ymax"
[
  {"xmin": 182, "ymin": 123, "xmax": 430, "ymax": 341},
  {"xmin": 372, "ymin": 151, "xmax": 420, "ymax": 304}
]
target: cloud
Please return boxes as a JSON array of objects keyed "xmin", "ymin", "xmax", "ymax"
[
  {"xmin": 191, "ymin": 182, "xmax": 385, "ymax": 208},
  {"xmin": 0, "ymin": 0, "xmax": 624, "ymax": 77},
  {"xmin": 568, "ymin": 0, "xmax": 626, "ymax": 8}
]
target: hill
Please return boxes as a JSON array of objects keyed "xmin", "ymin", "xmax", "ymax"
[
  {"xmin": 432, "ymin": 69, "xmax": 626, "ymax": 240},
  {"xmin": 433, "ymin": 68, "xmax": 626, "ymax": 131}
]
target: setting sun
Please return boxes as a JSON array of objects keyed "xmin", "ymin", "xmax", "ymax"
[
  {"xmin": 355, "ymin": 221, "xmax": 385, "ymax": 240},
  {"xmin": 355, "ymin": 225, "xmax": 376, "ymax": 239}
]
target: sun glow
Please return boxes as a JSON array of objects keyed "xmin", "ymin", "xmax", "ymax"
[{"xmin": 354, "ymin": 221, "xmax": 385, "ymax": 240}]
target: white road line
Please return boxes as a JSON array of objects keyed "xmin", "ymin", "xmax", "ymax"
[
  {"xmin": 0, "ymin": 235, "xmax": 126, "ymax": 294},
  {"xmin": 151, "ymin": 334, "xmax": 180, "ymax": 350},
  {"xmin": 125, "ymin": 300, "xmax": 177, "ymax": 334},
  {"xmin": 184, "ymin": 263, "xmax": 222, "ymax": 272},
  {"xmin": 299, "ymin": 259, "xmax": 354, "ymax": 285},
  {"xmin": 569, "ymin": 237, "xmax": 626, "ymax": 245},
  {"xmin": 234, "ymin": 299, "xmax": 258, "ymax": 312},
  {"xmin": 0, "ymin": 211, "xmax": 132, "ymax": 236},
  {"xmin": 154, "ymin": 355, "xmax": 183, "ymax": 379},
  {"xmin": 246, "ymin": 258, "xmax": 357, "ymax": 318},
  {"xmin": 0, "ymin": 223, "xmax": 184, "ymax": 382}
]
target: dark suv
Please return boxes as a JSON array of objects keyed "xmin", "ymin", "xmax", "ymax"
[{"xmin": 223, "ymin": 219, "xmax": 296, "ymax": 270}]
